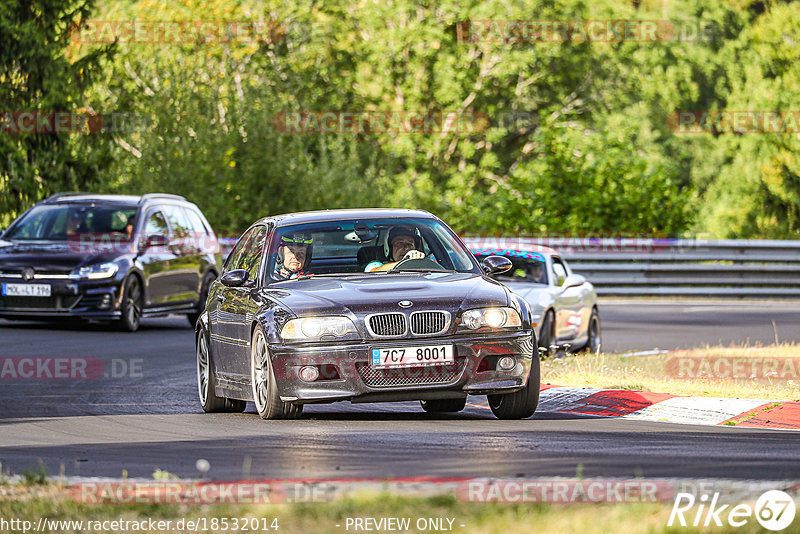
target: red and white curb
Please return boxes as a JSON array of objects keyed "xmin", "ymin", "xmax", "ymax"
[{"xmin": 534, "ymin": 385, "xmax": 800, "ymax": 430}]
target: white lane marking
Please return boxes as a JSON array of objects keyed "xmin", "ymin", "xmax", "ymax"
[{"xmin": 626, "ymin": 396, "xmax": 770, "ymax": 426}]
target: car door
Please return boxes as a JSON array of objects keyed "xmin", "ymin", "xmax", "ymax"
[
  {"xmin": 162, "ymin": 204, "xmax": 201, "ymax": 304},
  {"xmin": 551, "ymin": 255, "xmax": 584, "ymax": 343},
  {"xmin": 564, "ymin": 257, "xmax": 595, "ymax": 343},
  {"xmin": 227, "ymin": 224, "xmax": 269, "ymax": 377},
  {"xmin": 209, "ymin": 227, "xmax": 255, "ymax": 376},
  {"xmin": 138, "ymin": 209, "xmax": 180, "ymax": 307}
]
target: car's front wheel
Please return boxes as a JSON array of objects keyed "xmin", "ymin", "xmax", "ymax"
[
  {"xmin": 487, "ymin": 351, "xmax": 540, "ymax": 420},
  {"xmin": 538, "ymin": 310, "xmax": 555, "ymax": 357},
  {"xmin": 420, "ymin": 398, "xmax": 467, "ymax": 413},
  {"xmin": 197, "ymin": 330, "xmax": 246, "ymax": 413},
  {"xmin": 585, "ymin": 308, "xmax": 601, "ymax": 353},
  {"xmin": 251, "ymin": 325, "xmax": 303, "ymax": 420},
  {"xmin": 117, "ymin": 275, "xmax": 142, "ymax": 332}
]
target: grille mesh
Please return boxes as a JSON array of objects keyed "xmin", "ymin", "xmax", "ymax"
[
  {"xmin": 358, "ymin": 360, "xmax": 463, "ymax": 388},
  {"xmin": 410, "ymin": 311, "xmax": 449, "ymax": 335},
  {"xmin": 368, "ymin": 313, "xmax": 407, "ymax": 337},
  {"xmin": 0, "ymin": 295, "xmax": 79, "ymax": 310}
]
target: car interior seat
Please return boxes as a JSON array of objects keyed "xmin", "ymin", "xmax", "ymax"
[{"xmin": 357, "ymin": 245, "xmax": 387, "ymax": 270}]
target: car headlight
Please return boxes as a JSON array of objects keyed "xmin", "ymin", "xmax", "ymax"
[
  {"xmin": 460, "ymin": 307, "xmax": 522, "ymax": 330},
  {"xmin": 281, "ymin": 316, "xmax": 358, "ymax": 341},
  {"xmin": 71, "ymin": 262, "xmax": 119, "ymax": 280}
]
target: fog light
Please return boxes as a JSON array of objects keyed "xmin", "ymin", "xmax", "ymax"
[
  {"xmin": 99, "ymin": 294, "xmax": 111, "ymax": 309},
  {"xmin": 299, "ymin": 366, "xmax": 320, "ymax": 382},
  {"xmin": 497, "ymin": 356, "xmax": 516, "ymax": 371}
]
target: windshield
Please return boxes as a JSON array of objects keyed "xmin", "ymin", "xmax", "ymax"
[
  {"xmin": 268, "ymin": 217, "xmax": 480, "ymax": 281},
  {"xmin": 473, "ymin": 250, "xmax": 548, "ymax": 285},
  {"xmin": 4, "ymin": 204, "xmax": 138, "ymax": 241}
]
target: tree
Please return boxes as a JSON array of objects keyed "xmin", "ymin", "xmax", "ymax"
[{"xmin": 0, "ymin": 0, "xmax": 115, "ymax": 226}]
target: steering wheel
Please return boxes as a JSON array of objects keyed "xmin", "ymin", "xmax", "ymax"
[{"xmin": 387, "ymin": 257, "xmax": 447, "ymax": 272}]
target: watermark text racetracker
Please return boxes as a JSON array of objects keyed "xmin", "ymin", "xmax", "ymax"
[
  {"xmin": 271, "ymin": 111, "xmax": 490, "ymax": 135},
  {"xmin": 667, "ymin": 356, "xmax": 800, "ymax": 380},
  {"xmin": 459, "ymin": 479, "xmax": 673, "ymax": 503},
  {"xmin": 70, "ymin": 19, "xmax": 285, "ymax": 45},
  {"xmin": 67, "ymin": 232, "xmax": 222, "ymax": 256},
  {"xmin": 0, "ymin": 111, "xmax": 150, "ymax": 135},
  {"xmin": 669, "ymin": 111, "xmax": 800, "ymax": 134},
  {"xmin": 0, "ymin": 357, "xmax": 143, "ymax": 380},
  {"xmin": 70, "ymin": 480, "xmax": 333, "ymax": 504},
  {"xmin": 456, "ymin": 19, "xmax": 721, "ymax": 43}
]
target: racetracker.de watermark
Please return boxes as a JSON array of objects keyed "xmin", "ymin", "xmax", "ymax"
[
  {"xmin": 0, "ymin": 358, "xmax": 143, "ymax": 380},
  {"xmin": 457, "ymin": 479, "xmax": 675, "ymax": 503},
  {"xmin": 69, "ymin": 480, "xmax": 333, "ymax": 504},
  {"xmin": 666, "ymin": 356, "xmax": 800, "ymax": 380},
  {"xmin": 67, "ymin": 232, "xmax": 222, "ymax": 256},
  {"xmin": 70, "ymin": 20, "xmax": 285, "ymax": 44},
  {"xmin": 456, "ymin": 19, "xmax": 719, "ymax": 43},
  {"xmin": 462, "ymin": 234, "xmax": 713, "ymax": 254},
  {"xmin": 0, "ymin": 111, "xmax": 150, "ymax": 134},
  {"xmin": 271, "ymin": 111, "xmax": 490, "ymax": 134},
  {"xmin": 669, "ymin": 111, "xmax": 800, "ymax": 134}
]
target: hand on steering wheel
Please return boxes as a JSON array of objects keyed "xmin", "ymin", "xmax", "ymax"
[{"xmin": 402, "ymin": 250, "xmax": 426, "ymax": 261}]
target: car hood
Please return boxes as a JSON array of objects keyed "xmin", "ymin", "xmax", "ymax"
[
  {"xmin": 0, "ymin": 240, "xmax": 123, "ymax": 273},
  {"xmin": 261, "ymin": 272, "xmax": 510, "ymax": 316}
]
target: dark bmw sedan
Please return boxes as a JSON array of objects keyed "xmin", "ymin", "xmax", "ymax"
[{"xmin": 196, "ymin": 209, "xmax": 540, "ymax": 420}]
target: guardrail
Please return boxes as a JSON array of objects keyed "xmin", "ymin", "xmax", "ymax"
[
  {"xmin": 463, "ymin": 237, "xmax": 800, "ymax": 297},
  {"xmin": 220, "ymin": 235, "xmax": 800, "ymax": 297}
]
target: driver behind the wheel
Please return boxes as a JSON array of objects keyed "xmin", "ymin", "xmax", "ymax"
[
  {"xmin": 274, "ymin": 233, "xmax": 313, "ymax": 280},
  {"xmin": 365, "ymin": 225, "xmax": 425, "ymax": 272}
]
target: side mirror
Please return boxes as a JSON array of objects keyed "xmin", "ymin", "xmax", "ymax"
[
  {"xmin": 220, "ymin": 269, "xmax": 254, "ymax": 288},
  {"xmin": 481, "ymin": 255, "xmax": 513, "ymax": 275},
  {"xmin": 561, "ymin": 274, "xmax": 586, "ymax": 289}
]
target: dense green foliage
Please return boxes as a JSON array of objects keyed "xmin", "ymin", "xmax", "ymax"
[
  {"xmin": 2, "ymin": 0, "xmax": 799, "ymax": 238},
  {"xmin": 0, "ymin": 0, "xmax": 115, "ymax": 224}
]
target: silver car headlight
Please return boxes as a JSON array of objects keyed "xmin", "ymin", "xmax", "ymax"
[
  {"xmin": 281, "ymin": 316, "xmax": 358, "ymax": 341},
  {"xmin": 460, "ymin": 307, "xmax": 522, "ymax": 330},
  {"xmin": 70, "ymin": 262, "xmax": 119, "ymax": 280}
]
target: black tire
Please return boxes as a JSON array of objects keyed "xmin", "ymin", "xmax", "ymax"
[
  {"xmin": 117, "ymin": 275, "xmax": 143, "ymax": 332},
  {"xmin": 187, "ymin": 272, "xmax": 215, "ymax": 327},
  {"xmin": 420, "ymin": 397, "xmax": 467, "ymax": 413},
  {"xmin": 251, "ymin": 325, "xmax": 303, "ymax": 420},
  {"xmin": 538, "ymin": 310, "xmax": 555, "ymax": 358},
  {"xmin": 487, "ymin": 348, "xmax": 541, "ymax": 420},
  {"xmin": 197, "ymin": 330, "xmax": 246, "ymax": 413},
  {"xmin": 584, "ymin": 308, "xmax": 601, "ymax": 353}
]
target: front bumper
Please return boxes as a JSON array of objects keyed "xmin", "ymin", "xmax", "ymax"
[
  {"xmin": 0, "ymin": 277, "xmax": 122, "ymax": 319},
  {"xmin": 269, "ymin": 331, "xmax": 535, "ymax": 404}
]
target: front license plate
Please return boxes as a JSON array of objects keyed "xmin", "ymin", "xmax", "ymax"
[
  {"xmin": 371, "ymin": 345, "xmax": 454, "ymax": 368},
  {"xmin": 1, "ymin": 283, "xmax": 52, "ymax": 297}
]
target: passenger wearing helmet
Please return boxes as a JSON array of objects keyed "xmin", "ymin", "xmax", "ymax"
[
  {"xmin": 365, "ymin": 225, "xmax": 426, "ymax": 272},
  {"xmin": 527, "ymin": 261, "xmax": 546, "ymax": 284},
  {"xmin": 274, "ymin": 233, "xmax": 313, "ymax": 280}
]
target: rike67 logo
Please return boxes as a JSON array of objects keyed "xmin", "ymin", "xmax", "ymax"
[{"xmin": 669, "ymin": 490, "xmax": 796, "ymax": 531}]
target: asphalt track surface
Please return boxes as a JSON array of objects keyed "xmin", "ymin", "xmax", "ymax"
[{"xmin": 1, "ymin": 300, "xmax": 799, "ymax": 481}]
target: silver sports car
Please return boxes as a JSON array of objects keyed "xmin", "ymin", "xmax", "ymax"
[{"xmin": 468, "ymin": 242, "xmax": 601, "ymax": 356}]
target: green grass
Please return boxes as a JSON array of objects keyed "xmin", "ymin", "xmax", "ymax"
[
  {"xmin": 2, "ymin": 487, "xmax": 797, "ymax": 533},
  {"xmin": 541, "ymin": 344, "xmax": 800, "ymax": 401}
]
